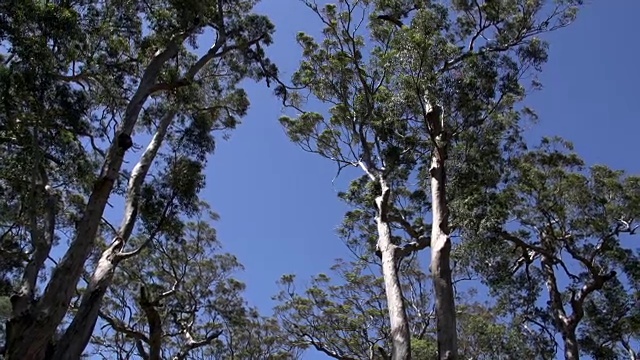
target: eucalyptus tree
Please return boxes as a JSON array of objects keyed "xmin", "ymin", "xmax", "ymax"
[
  {"xmin": 89, "ymin": 207, "xmax": 300, "ymax": 360},
  {"xmin": 276, "ymin": 0, "xmax": 583, "ymax": 358},
  {"xmin": 273, "ymin": 245, "xmax": 549, "ymax": 359},
  {"xmin": 455, "ymin": 137, "xmax": 640, "ymax": 360},
  {"xmin": 0, "ymin": 0, "xmax": 276, "ymax": 358}
]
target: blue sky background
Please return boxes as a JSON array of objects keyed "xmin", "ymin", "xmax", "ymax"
[{"xmin": 196, "ymin": 0, "xmax": 640, "ymax": 358}]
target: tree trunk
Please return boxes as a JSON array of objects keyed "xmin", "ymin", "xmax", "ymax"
[
  {"xmin": 425, "ymin": 99, "xmax": 457, "ymax": 360},
  {"xmin": 562, "ymin": 330, "xmax": 580, "ymax": 360},
  {"xmin": 541, "ymin": 253, "xmax": 578, "ymax": 360},
  {"xmin": 51, "ymin": 110, "xmax": 177, "ymax": 360},
  {"xmin": 376, "ymin": 179, "xmax": 411, "ymax": 360},
  {"xmin": 43, "ymin": 33, "xmax": 230, "ymax": 357},
  {"xmin": 429, "ymin": 150, "xmax": 457, "ymax": 360},
  {"xmin": 3, "ymin": 35, "xmax": 186, "ymax": 360},
  {"xmin": 50, "ymin": 242, "xmax": 121, "ymax": 360}
]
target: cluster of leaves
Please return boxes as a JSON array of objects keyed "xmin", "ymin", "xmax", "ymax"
[
  {"xmin": 1, "ymin": 0, "xmax": 636, "ymax": 359},
  {"xmin": 455, "ymin": 137, "xmax": 640, "ymax": 357},
  {"xmin": 276, "ymin": 0, "xmax": 576, "ymax": 259},
  {"xmin": 268, "ymin": 0, "xmax": 638, "ymax": 359}
]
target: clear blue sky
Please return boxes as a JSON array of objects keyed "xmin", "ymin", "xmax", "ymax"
[{"xmin": 199, "ymin": 1, "xmax": 640, "ymax": 358}]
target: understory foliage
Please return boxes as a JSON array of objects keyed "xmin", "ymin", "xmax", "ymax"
[
  {"xmin": 1, "ymin": 0, "xmax": 638, "ymax": 359},
  {"xmin": 275, "ymin": 254, "xmax": 547, "ymax": 359}
]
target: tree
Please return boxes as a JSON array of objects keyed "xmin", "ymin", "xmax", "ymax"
[
  {"xmin": 274, "ymin": 250, "xmax": 549, "ymax": 359},
  {"xmin": 455, "ymin": 137, "xmax": 640, "ymax": 359},
  {"xmin": 89, "ymin": 207, "xmax": 300, "ymax": 360},
  {"xmin": 274, "ymin": 0, "xmax": 583, "ymax": 358},
  {"xmin": 0, "ymin": 0, "xmax": 277, "ymax": 358}
]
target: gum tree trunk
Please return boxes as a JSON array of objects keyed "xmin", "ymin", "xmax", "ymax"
[
  {"xmin": 376, "ymin": 179, "xmax": 412, "ymax": 360},
  {"xmin": 4, "ymin": 31, "xmax": 189, "ymax": 360},
  {"xmin": 426, "ymin": 103, "xmax": 457, "ymax": 360}
]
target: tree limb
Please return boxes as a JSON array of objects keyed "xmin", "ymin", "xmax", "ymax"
[
  {"xmin": 98, "ymin": 310, "xmax": 150, "ymax": 344},
  {"xmin": 139, "ymin": 285, "xmax": 163, "ymax": 360}
]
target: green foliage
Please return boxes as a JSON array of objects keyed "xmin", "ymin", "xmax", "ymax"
[
  {"xmin": 276, "ymin": 0, "xmax": 582, "ymax": 258},
  {"xmin": 92, "ymin": 207, "xmax": 299, "ymax": 359},
  {"xmin": 455, "ymin": 137, "xmax": 640, "ymax": 357},
  {"xmin": 0, "ymin": 0, "xmax": 278, "ymax": 357},
  {"xmin": 274, "ymin": 259, "xmax": 395, "ymax": 358},
  {"xmin": 275, "ymin": 1, "xmax": 586, "ymax": 357},
  {"xmin": 274, "ymin": 256, "xmax": 549, "ymax": 359}
]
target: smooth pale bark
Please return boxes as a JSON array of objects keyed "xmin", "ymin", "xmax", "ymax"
[
  {"xmin": 50, "ymin": 23, "xmax": 258, "ymax": 358},
  {"xmin": 50, "ymin": 110, "xmax": 176, "ymax": 360},
  {"xmin": 376, "ymin": 179, "xmax": 411, "ymax": 360},
  {"xmin": 4, "ymin": 31, "xmax": 189, "ymax": 360},
  {"xmin": 426, "ymin": 104, "xmax": 457, "ymax": 360},
  {"xmin": 429, "ymin": 153, "xmax": 457, "ymax": 360}
]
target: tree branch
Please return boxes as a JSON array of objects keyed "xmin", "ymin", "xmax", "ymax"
[
  {"xmin": 98, "ymin": 310, "xmax": 150, "ymax": 344},
  {"xmin": 139, "ymin": 285, "xmax": 163, "ymax": 360},
  {"xmin": 173, "ymin": 327, "xmax": 223, "ymax": 360},
  {"xmin": 298, "ymin": 330, "xmax": 357, "ymax": 360},
  {"xmin": 568, "ymin": 270, "xmax": 617, "ymax": 329},
  {"xmin": 118, "ymin": 110, "xmax": 176, "ymax": 243}
]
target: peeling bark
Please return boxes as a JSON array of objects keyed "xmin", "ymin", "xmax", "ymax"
[{"xmin": 376, "ymin": 179, "xmax": 411, "ymax": 360}]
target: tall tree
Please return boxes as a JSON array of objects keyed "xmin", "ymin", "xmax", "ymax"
[
  {"xmin": 0, "ymin": 0, "xmax": 276, "ymax": 358},
  {"xmin": 275, "ymin": 0, "xmax": 583, "ymax": 358},
  {"xmin": 455, "ymin": 137, "xmax": 640, "ymax": 360},
  {"xmin": 274, "ymin": 251, "xmax": 550, "ymax": 359}
]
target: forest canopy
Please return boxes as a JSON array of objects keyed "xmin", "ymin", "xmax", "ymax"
[{"xmin": 0, "ymin": 0, "xmax": 637, "ymax": 360}]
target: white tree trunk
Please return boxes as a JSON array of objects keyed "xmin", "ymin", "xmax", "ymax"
[
  {"xmin": 425, "ymin": 100, "xmax": 457, "ymax": 360},
  {"xmin": 48, "ymin": 32, "xmax": 230, "ymax": 359},
  {"xmin": 51, "ymin": 110, "xmax": 176, "ymax": 360},
  {"xmin": 4, "ymin": 32, "xmax": 188, "ymax": 360},
  {"xmin": 376, "ymin": 179, "xmax": 412, "ymax": 360},
  {"xmin": 429, "ymin": 150, "xmax": 457, "ymax": 360}
]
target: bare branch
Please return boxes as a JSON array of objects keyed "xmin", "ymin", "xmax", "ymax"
[
  {"xmin": 172, "ymin": 326, "xmax": 223, "ymax": 360},
  {"xmin": 387, "ymin": 214, "xmax": 430, "ymax": 258},
  {"xmin": 568, "ymin": 270, "xmax": 617, "ymax": 329}
]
